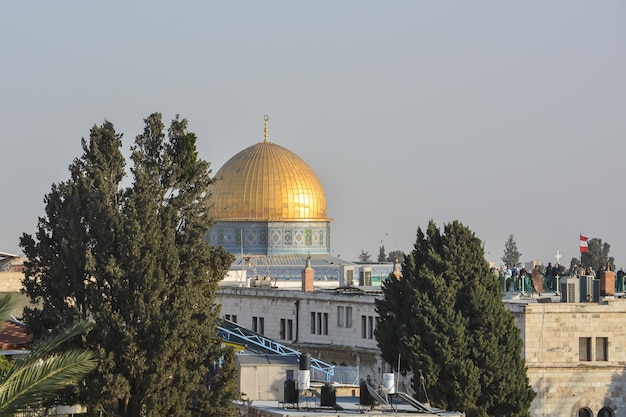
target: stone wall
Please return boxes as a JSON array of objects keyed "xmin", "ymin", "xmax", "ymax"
[
  {"xmin": 0, "ymin": 272, "xmax": 24, "ymax": 293},
  {"xmin": 217, "ymin": 287, "xmax": 385, "ymax": 381},
  {"xmin": 222, "ymin": 288, "xmax": 626, "ymax": 417},
  {"xmin": 508, "ymin": 299, "xmax": 626, "ymax": 416}
]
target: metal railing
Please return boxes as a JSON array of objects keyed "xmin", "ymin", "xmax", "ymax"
[{"xmin": 219, "ymin": 320, "xmax": 335, "ymax": 380}]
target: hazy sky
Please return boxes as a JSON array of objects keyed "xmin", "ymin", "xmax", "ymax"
[{"xmin": 1, "ymin": 2, "xmax": 625, "ymax": 266}]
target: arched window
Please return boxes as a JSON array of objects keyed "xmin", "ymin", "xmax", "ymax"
[
  {"xmin": 577, "ymin": 408, "xmax": 592, "ymax": 417},
  {"xmin": 598, "ymin": 407, "xmax": 614, "ymax": 417}
]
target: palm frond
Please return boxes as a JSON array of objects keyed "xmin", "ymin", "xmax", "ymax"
[
  {"xmin": 21, "ymin": 321, "xmax": 92, "ymax": 362},
  {"xmin": 0, "ymin": 295, "xmax": 18, "ymax": 330},
  {"xmin": 0, "ymin": 349, "xmax": 96, "ymax": 416},
  {"xmin": 0, "ymin": 296, "xmax": 96, "ymax": 417}
]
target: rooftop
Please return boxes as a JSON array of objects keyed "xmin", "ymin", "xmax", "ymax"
[{"xmin": 235, "ymin": 391, "xmax": 465, "ymax": 417}]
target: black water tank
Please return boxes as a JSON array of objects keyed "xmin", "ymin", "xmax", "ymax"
[
  {"xmin": 321, "ymin": 383, "xmax": 336, "ymax": 407},
  {"xmin": 359, "ymin": 380, "xmax": 375, "ymax": 405},
  {"xmin": 284, "ymin": 380, "xmax": 299, "ymax": 403},
  {"xmin": 299, "ymin": 353, "xmax": 311, "ymax": 370}
]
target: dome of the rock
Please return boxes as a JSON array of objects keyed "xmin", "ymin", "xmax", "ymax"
[
  {"xmin": 208, "ymin": 117, "xmax": 331, "ymax": 256},
  {"xmin": 210, "ymin": 141, "xmax": 328, "ymax": 221}
]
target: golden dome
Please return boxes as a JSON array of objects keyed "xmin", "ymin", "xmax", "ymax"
[{"xmin": 210, "ymin": 133, "xmax": 328, "ymax": 222}]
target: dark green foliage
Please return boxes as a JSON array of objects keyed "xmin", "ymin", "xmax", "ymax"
[
  {"xmin": 376, "ymin": 220, "xmax": 535, "ymax": 417},
  {"xmin": 0, "ymin": 356, "xmax": 11, "ymax": 377},
  {"xmin": 501, "ymin": 234, "xmax": 521, "ymax": 267},
  {"xmin": 387, "ymin": 250, "xmax": 405, "ymax": 263},
  {"xmin": 581, "ymin": 238, "xmax": 615, "ymax": 272},
  {"xmin": 359, "ymin": 250, "xmax": 371, "ymax": 262},
  {"xmin": 20, "ymin": 114, "xmax": 238, "ymax": 417},
  {"xmin": 378, "ymin": 246, "xmax": 386, "ymax": 262}
]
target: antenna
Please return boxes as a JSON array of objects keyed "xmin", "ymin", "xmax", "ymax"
[
  {"xmin": 396, "ymin": 353, "xmax": 401, "ymax": 395},
  {"xmin": 419, "ymin": 369, "xmax": 430, "ymax": 405}
]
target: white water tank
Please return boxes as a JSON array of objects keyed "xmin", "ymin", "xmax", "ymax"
[
  {"xmin": 298, "ymin": 370, "xmax": 310, "ymax": 390},
  {"xmin": 383, "ymin": 373, "xmax": 396, "ymax": 394}
]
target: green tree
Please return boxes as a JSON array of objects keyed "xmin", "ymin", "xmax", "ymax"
[
  {"xmin": 387, "ymin": 250, "xmax": 405, "ymax": 264},
  {"xmin": 20, "ymin": 114, "xmax": 238, "ymax": 417},
  {"xmin": 0, "ymin": 295, "xmax": 96, "ymax": 417},
  {"xmin": 581, "ymin": 238, "xmax": 615, "ymax": 272},
  {"xmin": 378, "ymin": 246, "xmax": 386, "ymax": 262},
  {"xmin": 501, "ymin": 234, "xmax": 522, "ymax": 267},
  {"xmin": 376, "ymin": 220, "xmax": 535, "ymax": 417},
  {"xmin": 358, "ymin": 250, "xmax": 371, "ymax": 262}
]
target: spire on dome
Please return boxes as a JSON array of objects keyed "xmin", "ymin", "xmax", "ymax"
[{"xmin": 263, "ymin": 115, "xmax": 269, "ymax": 143}]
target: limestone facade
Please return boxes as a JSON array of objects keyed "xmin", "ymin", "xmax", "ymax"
[
  {"xmin": 0, "ymin": 272, "xmax": 24, "ymax": 293},
  {"xmin": 217, "ymin": 286, "xmax": 385, "ymax": 381},
  {"xmin": 217, "ymin": 285, "xmax": 626, "ymax": 417},
  {"xmin": 509, "ymin": 299, "xmax": 626, "ymax": 417}
]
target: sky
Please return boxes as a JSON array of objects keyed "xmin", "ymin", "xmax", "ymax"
[{"xmin": 1, "ymin": 2, "xmax": 625, "ymax": 267}]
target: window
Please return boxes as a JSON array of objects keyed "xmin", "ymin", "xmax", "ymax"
[
  {"xmin": 286, "ymin": 369, "xmax": 295, "ymax": 381},
  {"xmin": 337, "ymin": 306, "xmax": 353, "ymax": 328},
  {"xmin": 361, "ymin": 315, "xmax": 375, "ymax": 339},
  {"xmin": 346, "ymin": 269, "xmax": 354, "ymax": 286},
  {"xmin": 280, "ymin": 319, "xmax": 294, "ymax": 340},
  {"xmin": 361, "ymin": 316, "xmax": 367, "ymax": 338},
  {"xmin": 598, "ymin": 407, "xmax": 615, "ymax": 417},
  {"xmin": 317, "ymin": 312, "xmax": 322, "ymax": 334},
  {"xmin": 596, "ymin": 337, "xmax": 608, "ymax": 361},
  {"xmin": 253, "ymin": 316, "xmax": 264, "ymax": 335},
  {"xmin": 359, "ymin": 270, "xmax": 372, "ymax": 286},
  {"xmin": 579, "ymin": 337, "xmax": 591, "ymax": 361},
  {"xmin": 337, "ymin": 306, "xmax": 345, "ymax": 327},
  {"xmin": 224, "ymin": 314, "xmax": 237, "ymax": 323},
  {"xmin": 311, "ymin": 312, "xmax": 328, "ymax": 335},
  {"xmin": 577, "ymin": 408, "xmax": 592, "ymax": 417}
]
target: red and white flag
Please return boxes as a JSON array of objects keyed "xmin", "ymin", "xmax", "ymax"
[{"xmin": 580, "ymin": 235, "xmax": 589, "ymax": 253}]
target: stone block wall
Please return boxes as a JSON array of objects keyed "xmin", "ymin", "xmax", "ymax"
[
  {"xmin": 0, "ymin": 272, "xmax": 24, "ymax": 293},
  {"xmin": 510, "ymin": 299, "xmax": 626, "ymax": 417}
]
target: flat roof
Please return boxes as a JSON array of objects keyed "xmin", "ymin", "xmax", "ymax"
[{"xmin": 235, "ymin": 392, "xmax": 465, "ymax": 416}]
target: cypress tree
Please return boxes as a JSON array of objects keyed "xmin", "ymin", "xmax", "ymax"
[
  {"xmin": 376, "ymin": 220, "xmax": 535, "ymax": 417},
  {"xmin": 21, "ymin": 114, "xmax": 238, "ymax": 417}
]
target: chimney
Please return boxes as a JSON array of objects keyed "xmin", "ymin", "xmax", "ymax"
[
  {"xmin": 389, "ymin": 257, "xmax": 403, "ymax": 280},
  {"xmin": 302, "ymin": 255, "xmax": 314, "ymax": 292}
]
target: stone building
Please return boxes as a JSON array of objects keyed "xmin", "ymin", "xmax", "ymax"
[
  {"xmin": 217, "ymin": 275, "xmax": 626, "ymax": 417},
  {"xmin": 509, "ymin": 296, "xmax": 625, "ymax": 417}
]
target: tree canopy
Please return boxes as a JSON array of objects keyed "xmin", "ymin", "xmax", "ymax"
[
  {"xmin": 358, "ymin": 250, "xmax": 372, "ymax": 262},
  {"xmin": 375, "ymin": 220, "xmax": 535, "ymax": 417},
  {"xmin": 581, "ymin": 238, "xmax": 615, "ymax": 272},
  {"xmin": 20, "ymin": 114, "xmax": 238, "ymax": 417},
  {"xmin": 387, "ymin": 250, "xmax": 405, "ymax": 264},
  {"xmin": 378, "ymin": 246, "xmax": 386, "ymax": 262},
  {"xmin": 501, "ymin": 234, "xmax": 522, "ymax": 267}
]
